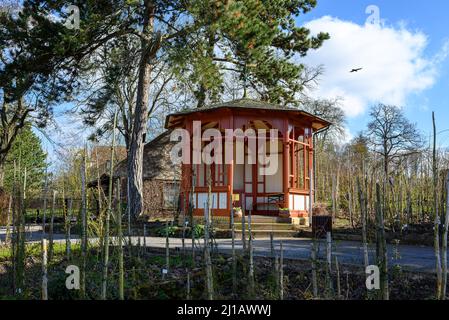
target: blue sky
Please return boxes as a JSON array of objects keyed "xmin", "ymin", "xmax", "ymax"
[
  {"xmin": 297, "ymin": 0, "xmax": 449, "ymax": 146},
  {"xmin": 41, "ymin": 1, "xmax": 449, "ymax": 165}
]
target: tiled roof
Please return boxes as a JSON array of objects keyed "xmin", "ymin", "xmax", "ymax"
[{"xmin": 165, "ymin": 98, "xmax": 332, "ymax": 131}]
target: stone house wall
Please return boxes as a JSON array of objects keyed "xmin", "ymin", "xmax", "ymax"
[{"xmin": 141, "ymin": 179, "xmax": 179, "ymax": 220}]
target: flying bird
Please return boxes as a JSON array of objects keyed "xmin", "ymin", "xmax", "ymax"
[{"xmin": 350, "ymin": 68, "xmax": 363, "ymax": 73}]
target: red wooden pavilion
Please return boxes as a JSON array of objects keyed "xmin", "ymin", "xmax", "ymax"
[{"xmin": 165, "ymin": 99, "xmax": 331, "ymax": 225}]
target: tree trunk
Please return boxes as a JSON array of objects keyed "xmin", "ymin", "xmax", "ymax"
[{"xmin": 127, "ymin": 2, "xmax": 159, "ymax": 218}]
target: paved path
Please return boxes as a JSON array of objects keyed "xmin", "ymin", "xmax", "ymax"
[{"xmin": 0, "ymin": 226, "xmax": 444, "ymax": 273}]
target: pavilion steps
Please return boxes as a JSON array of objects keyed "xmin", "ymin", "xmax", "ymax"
[
  {"xmin": 212, "ymin": 217, "xmax": 299, "ymax": 238},
  {"xmin": 233, "ymin": 229, "xmax": 299, "ymax": 239},
  {"xmin": 229, "ymin": 222, "xmax": 293, "ymax": 231},
  {"xmin": 190, "ymin": 214, "xmax": 305, "ymax": 237}
]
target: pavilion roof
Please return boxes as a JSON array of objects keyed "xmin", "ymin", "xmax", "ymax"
[{"xmin": 165, "ymin": 98, "xmax": 332, "ymax": 132}]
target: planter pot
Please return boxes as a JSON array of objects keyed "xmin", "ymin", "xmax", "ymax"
[{"xmin": 279, "ymin": 210, "xmax": 291, "ymax": 218}]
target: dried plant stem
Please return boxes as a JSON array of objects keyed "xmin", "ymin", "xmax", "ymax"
[
  {"xmin": 101, "ymin": 107, "xmax": 118, "ymax": 300},
  {"xmin": 116, "ymin": 180, "xmax": 124, "ymax": 300},
  {"xmin": 48, "ymin": 190, "xmax": 56, "ymax": 263},
  {"xmin": 80, "ymin": 145, "xmax": 88, "ymax": 299}
]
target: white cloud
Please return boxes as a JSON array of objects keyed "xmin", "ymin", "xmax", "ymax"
[{"xmin": 301, "ymin": 16, "xmax": 448, "ymax": 117}]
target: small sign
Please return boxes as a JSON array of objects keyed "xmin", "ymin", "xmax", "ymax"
[
  {"xmin": 232, "ymin": 194, "xmax": 240, "ymax": 201},
  {"xmin": 162, "ymin": 269, "xmax": 168, "ymax": 275}
]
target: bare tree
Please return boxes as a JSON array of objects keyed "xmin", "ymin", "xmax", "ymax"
[{"xmin": 367, "ymin": 104, "xmax": 423, "ymax": 178}]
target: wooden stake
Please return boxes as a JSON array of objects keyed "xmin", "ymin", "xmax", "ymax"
[
  {"xmin": 326, "ymin": 232, "xmax": 333, "ymax": 297},
  {"xmin": 326, "ymin": 232, "xmax": 332, "ymax": 272},
  {"xmin": 143, "ymin": 223, "xmax": 147, "ymax": 250},
  {"xmin": 231, "ymin": 207, "xmax": 237, "ymax": 296},
  {"xmin": 376, "ymin": 181, "xmax": 389, "ymax": 300},
  {"xmin": 311, "ymin": 242, "xmax": 318, "ymax": 299},
  {"xmin": 241, "ymin": 209, "xmax": 247, "ymax": 251},
  {"xmin": 101, "ymin": 107, "xmax": 118, "ymax": 300},
  {"xmin": 357, "ymin": 177, "xmax": 369, "ymax": 268},
  {"xmin": 309, "ymin": 169, "xmax": 313, "ymax": 227},
  {"xmin": 442, "ymin": 171, "xmax": 449, "ymax": 299},
  {"xmin": 116, "ymin": 180, "xmax": 124, "ymax": 300},
  {"xmin": 204, "ymin": 166, "xmax": 214, "ymax": 300},
  {"xmin": 66, "ymin": 198, "xmax": 72, "ymax": 261},
  {"xmin": 165, "ymin": 220, "xmax": 170, "ymax": 277},
  {"xmin": 5, "ymin": 194, "xmax": 12, "ymax": 245},
  {"xmin": 41, "ymin": 167, "xmax": 48, "ymax": 242},
  {"xmin": 186, "ymin": 271, "xmax": 191, "ymax": 300},
  {"xmin": 335, "ymin": 256, "xmax": 341, "ymax": 299},
  {"xmin": 432, "ymin": 112, "xmax": 443, "ymax": 299},
  {"xmin": 248, "ymin": 210, "xmax": 255, "ymax": 298},
  {"xmin": 80, "ymin": 145, "xmax": 88, "ymax": 299},
  {"xmin": 48, "ymin": 190, "xmax": 56, "ymax": 263},
  {"xmin": 279, "ymin": 241, "xmax": 284, "ymax": 300},
  {"xmin": 41, "ymin": 238, "xmax": 48, "ymax": 300}
]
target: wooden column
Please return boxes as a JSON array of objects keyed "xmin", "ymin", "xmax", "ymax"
[
  {"xmin": 228, "ymin": 161, "xmax": 234, "ymax": 211},
  {"xmin": 308, "ymin": 134, "xmax": 314, "ymax": 226},
  {"xmin": 283, "ymin": 120, "xmax": 290, "ymax": 210}
]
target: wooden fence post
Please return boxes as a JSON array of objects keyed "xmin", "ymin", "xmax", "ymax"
[
  {"xmin": 41, "ymin": 238, "xmax": 48, "ymax": 300},
  {"xmin": 311, "ymin": 242, "xmax": 318, "ymax": 298},
  {"xmin": 441, "ymin": 171, "xmax": 449, "ymax": 299}
]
